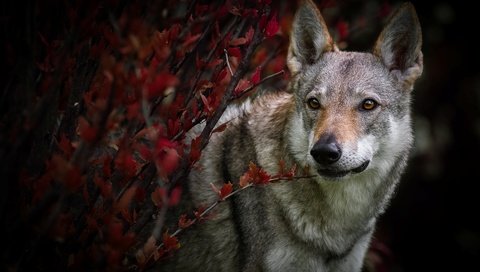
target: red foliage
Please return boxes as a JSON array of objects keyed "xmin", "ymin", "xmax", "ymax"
[
  {"xmin": 227, "ymin": 47, "xmax": 242, "ymax": 59},
  {"xmin": 265, "ymin": 13, "xmax": 280, "ymax": 37},
  {"xmin": 4, "ymin": 0, "xmax": 315, "ymax": 270},
  {"xmin": 219, "ymin": 182, "xmax": 233, "ymax": 199},
  {"xmin": 147, "ymin": 72, "xmax": 179, "ymax": 99},
  {"xmin": 239, "ymin": 162, "xmax": 271, "ymax": 187},
  {"xmin": 77, "ymin": 116, "xmax": 98, "ymax": 142},
  {"xmin": 251, "ymin": 66, "xmax": 262, "ymax": 85},
  {"xmin": 162, "ymin": 231, "xmax": 180, "ymax": 252},
  {"xmin": 178, "ymin": 214, "xmax": 194, "ymax": 229},
  {"xmin": 115, "ymin": 151, "xmax": 138, "ymax": 178},
  {"xmin": 168, "ymin": 186, "xmax": 182, "ymax": 206}
]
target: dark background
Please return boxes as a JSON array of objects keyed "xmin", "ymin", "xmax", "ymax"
[
  {"xmin": 380, "ymin": 1, "xmax": 480, "ymax": 271},
  {"xmin": 329, "ymin": 1, "xmax": 480, "ymax": 270},
  {"xmin": 1, "ymin": 0, "xmax": 478, "ymax": 271}
]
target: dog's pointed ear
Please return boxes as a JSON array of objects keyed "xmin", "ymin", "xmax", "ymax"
[
  {"xmin": 288, "ymin": 0, "xmax": 334, "ymax": 75},
  {"xmin": 374, "ymin": 3, "xmax": 423, "ymax": 90}
]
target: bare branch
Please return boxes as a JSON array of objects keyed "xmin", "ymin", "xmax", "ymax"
[{"xmin": 224, "ymin": 49, "xmax": 234, "ymax": 76}]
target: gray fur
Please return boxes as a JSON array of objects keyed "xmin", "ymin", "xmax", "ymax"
[{"xmin": 158, "ymin": 1, "xmax": 422, "ymax": 271}]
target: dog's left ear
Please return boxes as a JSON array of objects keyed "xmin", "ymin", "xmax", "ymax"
[{"xmin": 374, "ymin": 3, "xmax": 423, "ymax": 90}]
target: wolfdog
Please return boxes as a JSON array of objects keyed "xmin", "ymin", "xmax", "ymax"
[{"xmin": 161, "ymin": 0, "xmax": 422, "ymax": 271}]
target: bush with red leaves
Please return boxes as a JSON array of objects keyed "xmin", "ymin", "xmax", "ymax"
[{"xmin": 0, "ymin": 0, "xmax": 393, "ymax": 271}]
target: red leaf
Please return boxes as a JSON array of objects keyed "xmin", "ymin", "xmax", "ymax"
[
  {"xmin": 115, "ymin": 152, "xmax": 138, "ymax": 178},
  {"xmin": 229, "ymin": 37, "xmax": 247, "ymax": 46},
  {"xmin": 77, "ymin": 116, "xmax": 97, "ymax": 142},
  {"xmin": 219, "ymin": 182, "xmax": 233, "ymax": 200},
  {"xmin": 138, "ymin": 144, "xmax": 153, "ymax": 162},
  {"xmin": 200, "ymin": 93, "xmax": 213, "ymax": 115},
  {"xmin": 216, "ymin": 68, "xmax": 228, "ymax": 83},
  {"xmin": 178, "ymin": 214, "xmax": 194, "ymax": 229},
  {"xmin": 265, "ymin": 13, "xmax": 279, "ymax": 37},
  {"xmin": 194, "ymin": 206, "xmax": 207, "ymax": 221},
  {"xmin": 206, "ymin": 58, "xmax": 223, "ymax": 68},
  {"xmin": 251, "ymin": 66, "xmax": 262, "ymax": 85},
  {"xmin": 168, "ymin": 24, "xmax": 181, "ymax": 42},
  {"xmin": 182, "ymin": 33, "xmax": 201, "ymax": 49},
  {"xmin": 259, "ymin": 14, "xmax": 268, "ymax": 29},
  {"xmin": 245, "ymin": 162, "xmax": 271, "ymax": 185},
  {"xmin": 155, "ymin": 138, "xmax": 179, "ymax": 176},
  {"xmin": 227, "ymin": 47, "xmax": 242, "ymax": 59},
  {"xmin": 152, "ymin": 30, "xmax": 171, "ymax": 62},
  {"xmin": 212, "ymin": 122, "xmax": 229, "ymax": 134},
  {"xmin": 256, "ymin": 168, "xmax": 271, "ymax": 184},
  {"xmin": 239, "ymin": 171, "xmax": 251, "ymax": 188},
  {"xmin": 168, "ymin": 186, "xmax": 182, "ymax": 206},
  {"xmin": 242, "ymin": 8, "xmax": 259, "ymax": 18},
  {"xmin": 58, "ymin": 134, "xmax": 74, "ymax": 157},
  {"xmin": 189, "ymin": 136, "xmax": 202, "ymax": 164},
  {"xmin": 147, "ymin": 72, "xmax": 179, "ymax": 99},
  {"xmin": 234, "ymin": 79, "xmax": 251, "ymax": 96},
  {"xmin": 276, "ymin": 160, "xmax": 297, "ymax": 179},
  {"xmin": 167, "ymin": 119, "xmax": 181, "ymax": 138},
  {"xmin": 162, "ymin": 232, "xmax": 180, "ymax": 251}
]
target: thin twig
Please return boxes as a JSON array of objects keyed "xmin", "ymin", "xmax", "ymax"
[
  {"xmin": 152, "ymin": 175, "xmax": 316, "ymax": 255},
  {"xmin": 224, "ymin": 49, "xmax": 234, "ymax": 76},
  {"xmin": 199, "ymin": 24, "xmax": 263, "ymax": 150}
]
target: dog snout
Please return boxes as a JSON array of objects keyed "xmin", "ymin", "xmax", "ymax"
[{"xmin": 310, "ymin": 134, "xmax": 342, "ymax": 165}]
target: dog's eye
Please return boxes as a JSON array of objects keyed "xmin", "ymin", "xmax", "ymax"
[
  {"xmin": 361, "ymin": 99, "xmax": 378, "ymax": 111},
  {"xmin": 307, "ymin": 98, "xmax": 321, "ymax": 109}
]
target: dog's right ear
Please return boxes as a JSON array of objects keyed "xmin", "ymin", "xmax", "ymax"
[
  {"xmin": 373, "ymin": 3, "xmax": 423, "ymax": 90},
  {"xmin": 287, "ymin": 0, "xmax": 334, "ymax": 75}
]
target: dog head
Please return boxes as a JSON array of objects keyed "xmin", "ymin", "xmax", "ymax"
[{"xmin": 287, "ymin": 0, "xmax": 422, "ymax": 179}]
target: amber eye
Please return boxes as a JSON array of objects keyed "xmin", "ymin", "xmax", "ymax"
[
  {"xmin": 307, "ymin": 98, "xmax": 321, "ymax": 109},
  {"xmin": 361, "ymin": 99, "xmax": 378, "ymax": 111}
]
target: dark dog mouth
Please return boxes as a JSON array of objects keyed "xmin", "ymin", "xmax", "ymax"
[{"xmin": 317, "ymin": 161, "xmax": 370, "ymax": 179}]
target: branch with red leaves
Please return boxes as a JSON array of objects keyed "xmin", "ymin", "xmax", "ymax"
[{"xmin": 136, "ymin": 161, "xmax": 315, "ymax": 268}]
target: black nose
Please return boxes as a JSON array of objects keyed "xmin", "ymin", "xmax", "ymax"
[{"xmin": 310, "ymin": 134, "xmax": 342, "ymax": 165}]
